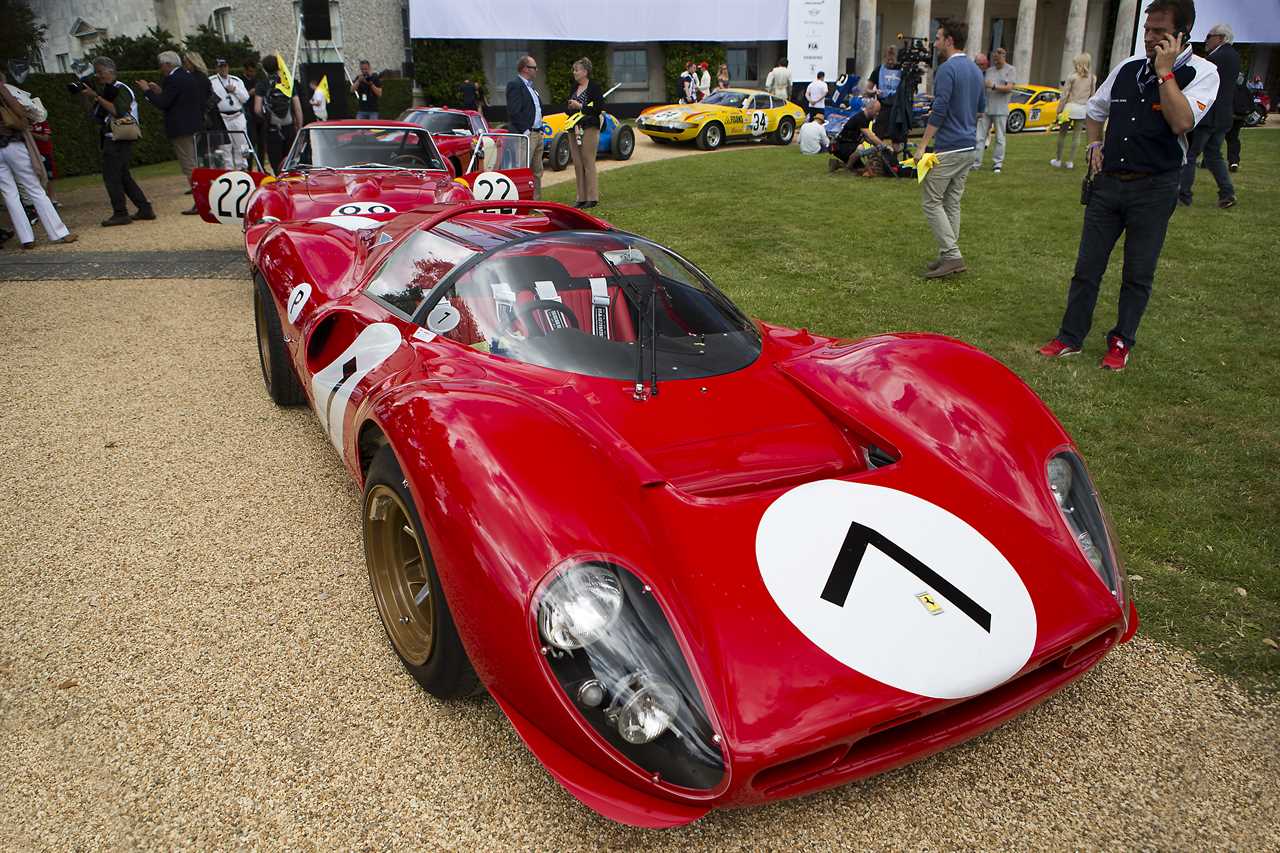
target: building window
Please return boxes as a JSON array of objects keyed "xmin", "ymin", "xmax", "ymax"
[
  {"xmin": 211, "ymin": 6, "xmax": 233, "ymax": 38},
  {"xmin": 726, "ymin": 47, "xmax": 758, "ymax": 82},
  {"xmin": 612, "ymin": 49, "xmax": 647, "ymax": 85},
  {"xmin": 494, "ymin": 48, "xmax": 528, "ymax": 78},
  {"xmin": 56, "ymin": 54, "xmax": 69, "ymax": 72}
]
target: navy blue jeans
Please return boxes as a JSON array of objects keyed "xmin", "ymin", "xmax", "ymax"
[
  {"xmin": 1056, "ymin": 170, "xmax": 1179, "ymax": 349},
  {"xmin": 1178, "ymin": 123, "xmax": 1234, "ymax": 203}
]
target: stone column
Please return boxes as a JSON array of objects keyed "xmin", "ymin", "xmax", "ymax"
[
  {"xmin": 1110, "ymin": 0, "xmax": 1139, "ymax": 69},
  {"xmin": 1060, "ymin": 0, "xmax": 1088, "ymax": 83},
  {"xmin": 913, "ymin": 0, "xmax": 932, "ymax": 91},
  {"xmin": 857, "ymin": 0, "xmax": 879, "ymax": 82},
  {"xmin": 1012, "ymin": 0, "xmax": 1037, "ymax": 81},
  {"xmin": 1083, "ymin": 0, "xmax": 1105, "ymax": 70},
  {"xmin": 966, "ymin": 0, "xmax": 986, "ymax": 57}
]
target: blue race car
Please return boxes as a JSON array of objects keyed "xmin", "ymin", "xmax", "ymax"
[{"xmin": 541, "ymin": 111, "xmax": 636, "ymax": 170}]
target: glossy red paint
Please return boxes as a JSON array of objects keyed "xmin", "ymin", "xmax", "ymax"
[{"xmin": 252, "ymin": 200, "xmax": 1136, "ymax": 827}]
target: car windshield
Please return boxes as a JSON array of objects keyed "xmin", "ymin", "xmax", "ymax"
[
  {"xmin": 285, "ymin": 126, "xmax": 446, "ymax": 171},
  {"xmin": 700, "ymin": 91, "xmax": 747, "ymax": 108},
  {"xmin": 424, "ymin": 231, "xmax": 761, "ymax": 382},
  {"xmin": 402, "ymin": 110, "xmax": 473, "ymax": 136},
  {"xmin": 1010, "ymin": 88, "xmax": 1035, "ymax": 104}
]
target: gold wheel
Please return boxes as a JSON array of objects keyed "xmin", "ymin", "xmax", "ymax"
[{"xmin": 365, "ymin": 484, "xmax": 436, "ymax": 666}]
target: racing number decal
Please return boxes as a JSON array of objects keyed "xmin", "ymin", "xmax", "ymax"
[
  {"xmin": 310, "ymin": 323, "xmax": 401, "ymax": 455},
  {"xmin": 331, "ymin": 202, "xmax": 396, "ymax": 216},
  {"xmin": 749, "ymin": 110, "xmax": 769, "ymax": 136},
  {"xmin": 286, "ymin": 283, "xmax": 312, "ymax": 324},
  {"xmin": 756, "ymin": 480, "xmax": 1036, "ymax": 700},
  {"xmin": 209, "ymin": 170, "xmax": 256, "ymax": 224},
  {"xmin": 473, "ymin": 171, "xmax": 517, "ymax": 203}
]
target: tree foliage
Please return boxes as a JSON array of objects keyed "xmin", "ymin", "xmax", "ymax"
[
  {"xmin": 544, "ymin": 42, "xmax": 611, "ymax": 109},
  {"xmin": 181, "ymin": 24, "xmax": 257, "ymax": 70},
  {"xmin": 661, "ymin": 42, "xmax": 727, "ymax": 101},
  {"xmin": 413, "ymin": 39, "xmax": 485, "ymax": 108},
  {"xmin": 0, "ymin": 0, "xmax": 46, "ymax": 66},
  {"xmin": 95, "ymin": 27, "xmax": 183, "ymax": 71}
]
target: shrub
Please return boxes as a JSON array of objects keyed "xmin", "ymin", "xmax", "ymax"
[
  {"xmin": 412, "ymin": 40, "xmax": 485, "ymax": 108},
  {"xmin": 660, "ymin": 43, "xmax": 727, "ymax": 101},
  {"xmin": 95, "ymin": 26, "xmax": 183, "ymax": 72},
  {"xmin": 378, "ymin": 77, "xmax": 413, "ymax": 119},
  {"xmin": 181, "ymin": 24, "xmax": 258, "ymax": 70},
  {"xmin": 544, "ymin": 42, "xmax": 611, "ymax": 109}
]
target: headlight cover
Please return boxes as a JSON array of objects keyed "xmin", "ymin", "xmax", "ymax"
[
  {"xmin": 535, "ymin": 561, "xmax": 724, "ymax": 790},
  {"xmin": 1047, "ymin": 451, "xmax": 1127, "ymax": 610}
]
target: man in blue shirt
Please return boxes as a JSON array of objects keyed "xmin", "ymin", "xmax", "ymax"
[
  {"xmin": 505, "ymin": 55, "xmax": 544, "ymax": 198},
  {"xmin": 917, "ymin": 19, "xmax": 985, "ymax": 279}
]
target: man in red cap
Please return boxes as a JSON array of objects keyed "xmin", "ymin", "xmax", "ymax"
[{"xmin": 696, "ymin": 62, "xmax": 711, "ymax": 102}]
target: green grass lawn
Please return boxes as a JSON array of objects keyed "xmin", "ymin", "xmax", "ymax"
[{"xmin": 547, "ymin": 130, "xmax": 1280, "ymax": 692}]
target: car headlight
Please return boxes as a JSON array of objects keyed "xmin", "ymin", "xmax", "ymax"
[
  {"xmin": 535, "ymin": 561, "xmax": 724, "ymax": 790},
  {"xmin": 1047, "ymin": 451, "xmax": 1127, "ymax": 609}
]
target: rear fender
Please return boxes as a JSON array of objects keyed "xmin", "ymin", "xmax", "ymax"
[{"xmin": 192, "ymin": 166, "xmax": 272, "ymax": 225}]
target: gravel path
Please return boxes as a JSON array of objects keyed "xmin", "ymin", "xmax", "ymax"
[{"xmin": 1, "ymin": 160, "xmax": 1277, "ymax": 848}]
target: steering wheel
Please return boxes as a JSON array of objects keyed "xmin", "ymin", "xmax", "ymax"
[
  {"xmin": 503, "ymin": 299, "xmax": 580, "ymax": 338},
  {"xmin": 391, "ymin": 153, "xmax": 429, "ymax": 168}
]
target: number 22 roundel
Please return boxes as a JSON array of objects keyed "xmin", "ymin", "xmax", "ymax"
[
  {"xmin": 755, "ymin": 480, "xmax": 1037, "ymax": 700},
  {"xmin": 208, "ymin": 171, "xmax": 258, "ymax": 224}
]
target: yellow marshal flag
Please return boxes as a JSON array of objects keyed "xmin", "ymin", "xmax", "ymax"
[
  {"xmin": 274, "ymin": 53, "xmax": 293, "ymax": 96},
  {"xmin": 317, "ymin": 74, "xmax": 330, "ymax": 103}
]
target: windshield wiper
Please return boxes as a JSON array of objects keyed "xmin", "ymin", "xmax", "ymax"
[
  {"xmin": 601, "ymin": 247, "xmax": 660, "ymax": 400},
  {"xmin": 346, "ymin": 162, "xmax": 396, "ymax": 170}
]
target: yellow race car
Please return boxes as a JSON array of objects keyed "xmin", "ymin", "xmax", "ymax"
[
  {"xmin": 1006, "ymin": 85, "xmax": 1062, "ymax": 132},
  {"xmin": 636, "ymin": 88, "xmax": 806, "ymax": 150}
]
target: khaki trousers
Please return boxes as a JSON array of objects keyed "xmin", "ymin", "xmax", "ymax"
[
  {"xmin": 527, "ymin": 130, "xmax": 544, "ymax": 199},
  {"xmin": 171, "ymin": 134, "xmax": 196, "ymax": 181},
  {"xmin": 569, "ymin": 126, "xmax": 599, "ymax": 203},
  {"xmin": 920, "ymin": 149, "xmax": 972, "ymax": 261}
]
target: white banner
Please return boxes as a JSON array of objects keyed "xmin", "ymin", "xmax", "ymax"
[
  {"xmin": 1132, "ymin": 0, "xmax": 1280, "ymax": 55},
  {"xmin": 410, "ymin": 0, "xmax": 788, "ymax": 41},
  {"xmin": 787, "ymin": 0, "xmax": 841, "ymax": 83}
]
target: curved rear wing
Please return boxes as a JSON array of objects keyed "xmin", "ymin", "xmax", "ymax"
[{"xmin": 415, "ymin": 199, "xmax": 612, "ymax": 234}]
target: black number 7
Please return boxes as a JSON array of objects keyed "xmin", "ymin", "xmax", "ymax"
[{"xmin": 820, "ymin": 521, "xmax": 992, "ymax": 633}]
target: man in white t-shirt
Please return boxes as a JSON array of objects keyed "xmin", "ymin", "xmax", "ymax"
[
  {"xmin": 974, "ymin": 48, "xmax": 1017, "ymax": 172},
  {"xmin": 805, "ymin": 72, "xmax": 828, "ymax": 120},
  {"xmin": 308, "ymin": 78, "xmax": 328, "ymax": 121},
  {"xmin": 798, "ymin": 112, "xmax": 829, "ymax": 154},
  {"xmin": 765, "ymin": 58, "xmax": 792, "ymax": 102}
]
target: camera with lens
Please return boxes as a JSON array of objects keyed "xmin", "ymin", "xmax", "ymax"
[
  {"xmin": 65, "ymin": 79, "xmax": 91, "ymax": 95},
  {"xmin": 896, "ymin": 35, "xmax": 932, "ymax": 69}
]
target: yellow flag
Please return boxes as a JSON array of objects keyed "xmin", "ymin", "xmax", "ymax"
[
  {"xmin": 274, "ymin": 53, "xmax": 293, "ymax": 96},
  {"xmin": 317, "ymin": 74, "xmax": 330, "ymax": 103},
  {"xmin": 915, "ymin": 151, "xmax": 940, "ymax": 184}
]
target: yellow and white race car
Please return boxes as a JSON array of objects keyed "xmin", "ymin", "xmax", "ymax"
[
  {"xmin": 636, "ymin": 88, "xmax": 806, "ymax": 150},
  {"xmin": 1006, "ymin": 85, "xmax": 1062, "ymax": 132}
]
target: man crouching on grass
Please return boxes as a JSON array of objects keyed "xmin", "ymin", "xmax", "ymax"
[
  {"xmin": 1038, "ymin": 0, "xmax": 1218, "ymax": 371},
  {"xmin": 917, "ymin": 18, "xmax": 984, "ymax": 279}
]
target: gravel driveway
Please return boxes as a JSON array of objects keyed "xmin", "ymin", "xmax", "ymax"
[{"xmin": 1, "ymin": 161, "xmax": 1277, "ymax": 849}]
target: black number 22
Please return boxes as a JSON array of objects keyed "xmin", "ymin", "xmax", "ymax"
[{"xmin": 820, "ymin": 521, "xmax": 992, "ymax": 633}]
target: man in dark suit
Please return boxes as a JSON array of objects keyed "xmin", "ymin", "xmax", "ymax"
[
  {"xmin": 138, "ymin": 49, "xmax": 206, "ymax": 213},
  {"xmin": 505, "ymin": 55, "xmax": 544, "ymax": 198},
  {"xmin": 1178, "ymin": 23, "xmax": 1239, "ymax": 208}
]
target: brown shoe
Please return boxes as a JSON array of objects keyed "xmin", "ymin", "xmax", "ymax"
[
  {"xmin": 924, "ymin": 256, "xmax": 967, "ymax": 279},
  {"xmin": 53, "ymin": 234, "xmax": 79, "ymax": 244},
  {"xmin": 926, "ymin": 258, "xmax": 943, "ymax": 271}
]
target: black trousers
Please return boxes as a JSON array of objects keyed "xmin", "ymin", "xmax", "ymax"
[
  {"xmin": 1225, "ymin": 116, "xmax": 1243, "ymax": 165},
  {"xmin": 1057, "ymin": 171, "xmax": 1179, "ymax": 349},
  {"xmin": 266, "ymin": 124, "xmax": 296, "ymax": 175},
  {"xmin": 101, "ymin": 140, "xmax": 150, "ymax": 215}
]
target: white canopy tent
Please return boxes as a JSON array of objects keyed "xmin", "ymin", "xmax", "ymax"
[{"xmin": 1133, "ymin": 0, "xmax": 1280, "ymax": 53}]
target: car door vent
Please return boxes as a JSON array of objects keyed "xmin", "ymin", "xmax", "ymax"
[{"xmin": 865, "ymin": 444, "xmax": 899, "ymax": 469}]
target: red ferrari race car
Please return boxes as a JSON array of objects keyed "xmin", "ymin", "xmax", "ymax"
[
  {"xmin": 192, "ymin": 121, "xmax": 534, "ymax": 240},
  {"xmin": 250, "ymin": 200, "xmax": 1138, "ymax": 828},
  {"xmin": 397, "ymin": 106, "xmax": 491, "ymax": 177}
]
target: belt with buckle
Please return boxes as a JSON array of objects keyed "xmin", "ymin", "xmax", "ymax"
[{"xmin": 1107, "ymin": 170, "xmax": 1152, "ymax": 181}]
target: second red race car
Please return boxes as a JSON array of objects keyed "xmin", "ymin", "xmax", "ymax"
[{"xmin": 249, "ymin": 200, "xmax": 1138, "ymax": 828}]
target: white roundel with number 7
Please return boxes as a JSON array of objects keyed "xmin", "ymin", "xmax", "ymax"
[
  {"xmin": 756, "ymin": 479, "xmax": 1037, "ymax": 699},
  {"xmin": 208, "ymin": 170, "xmax": 257, "ymax": 224}
]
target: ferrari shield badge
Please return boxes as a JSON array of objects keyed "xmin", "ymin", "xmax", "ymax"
[{"xmin": 916, "ymin": 592, "xmax": 943, "ymax": 615}]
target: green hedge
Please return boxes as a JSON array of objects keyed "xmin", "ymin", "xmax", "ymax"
[
  {"xmin": 378, "ymin": 77, "xmax": 413, "ymax": 119},
  {"xmin": 544, "ymin": 42, "xmax": 611, "ymax": 109},
  {"xmin": 22, "ymin": 72, "xmax": 181, "ymax": 178},
  {"xmin": 661, "ymin": 43, "xmax": 727, "ymax": 102},
  {"xmin": 412, "ymin": 40, "xmax": 485, "ymax": 108}
]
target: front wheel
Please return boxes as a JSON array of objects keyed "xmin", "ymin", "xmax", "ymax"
[
  {"xmin": 253, "ymin": 275, "xmax": 305, "ymax": 406},
  {"xmin": 364, "ymin": 445, "xmax": 481, "ymax": 699},
  {"xmin": 612, "ymin": 124, "xmax": 635, "ymax": 160},
  {"xmin": 1006, "ymin": 111, "xmax": 1026, "ymax": 133},
  {"xmin": 696, "ymin": 121, "xmax": 724, "ymax": 150},
  {"xmin": 770, "ymin": 117, "xmax": 795, "ymax": 145},
  {"xmin": 550, "ymin": 133, "xmax": 572, "ymax": 170}
]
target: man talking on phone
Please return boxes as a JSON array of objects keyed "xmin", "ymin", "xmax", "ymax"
[{"xmin": 1038, "ymin": 0, "xmax": 1218, "ymax": 371}]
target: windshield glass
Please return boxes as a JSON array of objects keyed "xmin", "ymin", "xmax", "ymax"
[
  {"xmin": 700, "ymin": 91, "xmax": 747, "ymax": 108},
  {"xmin": 285, "ymin": 126, "xmax": 446, "ymax": 171},
  {"xmin": 428, "ymin": 231, "xmax": 761, "ymax": 381},
  {"xmin": 402, "ymin": 110, "xmax": 474, "ymax": 135},
  {"xmin": 1010, "ymin": 88, "xmax": 1034, "ymax": 104}
]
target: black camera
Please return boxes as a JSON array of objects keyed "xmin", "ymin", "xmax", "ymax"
[
  {"xmin": 65, "ymin": 79, "xmax": 90, "ymax": 95},
  {"xmin": 896, "ymin": 35, "xmax": 932, "ymax": 69}
]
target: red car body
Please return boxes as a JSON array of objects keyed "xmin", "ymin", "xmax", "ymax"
[
  {"xmin": 397, "ymin": 106, "xmax": 491, "ymax": 176},
  {"xmin": 250, "ymin": 200, "xmax": 1138, "ymax": 828}
]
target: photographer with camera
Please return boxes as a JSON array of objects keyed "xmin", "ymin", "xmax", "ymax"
[
  {"xmin": 916, "ymin": 19, "xmax": 985, "ymax": 279},
  {"xmin": 76, "ymin": 57, "xmax": 155, "ymax": 227},
  {"xmin": 351, "ymin": 61, "xmax": 382, "ymax": 119},
  {"xmin": 1038, "ymin": 0, "xmax": 1219, "ymax": 371},
  {"xmin": 1, "ymin": 70, "xmax": 75, "ymax": 247}
]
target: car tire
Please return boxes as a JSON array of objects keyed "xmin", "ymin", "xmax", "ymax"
[
  {"xmin": 551, "ymin": 133, "xmax": 572, "ymax": 171},
  {"xmin": 612, "ymin": 124, "xmax": 635, "ymax": 160},
  {"xmin": 1007, "ymin": 111, "xmax": 1026, "ymax": 133},
  {"xmin": 770, "ymin": 117, "xmax": 795, "ymax": 145},
  {"xmin": 253, "ymin": 274, "xmax": 306, "ymax": 406},
  {"xmin": 696, "ymin": 121, "xmax": 724, "ymax": 150},
  {"xmin": 363, "ymin": 445, "xmax": 482, "ymax": 699}
]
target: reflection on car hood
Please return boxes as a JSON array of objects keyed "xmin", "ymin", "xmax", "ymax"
[{"xmin": 301, "ymin": 170, "xmax": 451, "ymax": 202}]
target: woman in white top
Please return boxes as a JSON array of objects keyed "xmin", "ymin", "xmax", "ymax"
[{"xmin": 1051, "ymin": 53, "xmax": 1095, "ymax": 169}]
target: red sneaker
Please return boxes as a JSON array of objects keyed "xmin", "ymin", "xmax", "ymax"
[
  {"xmin": 1100, "ymin": 336, "xmax": 1130, "ymax": 371},
  {"xmin": 1038, "ymin": 338, "xmax": 1082, "ymax": 358}
]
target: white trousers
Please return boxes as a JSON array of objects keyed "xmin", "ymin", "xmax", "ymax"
[
  {"xmin": 974, "ymin": 112, "xmax": 1007, "ymax": 168},
  {"xmin": 218, "ymin": 113, "xmax": 253, "ymax": 169},
  {"xmin": 0, "ymin": 141, "xmax": 69, "ymax": 244}
]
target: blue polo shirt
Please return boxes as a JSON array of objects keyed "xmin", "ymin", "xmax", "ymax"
[{"xmin": 928, "ymin": 53, "xmax": 986, "ymax": 153}]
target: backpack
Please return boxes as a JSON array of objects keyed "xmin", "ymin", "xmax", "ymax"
[{"xmin": 267, "ymin": 78, "xmax": 292, "ymax": 127}]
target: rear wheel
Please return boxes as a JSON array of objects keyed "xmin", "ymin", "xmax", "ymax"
[
  {"xmin": 612, "ymin": 124, "xmax": 635, "ymax": 160},
  {"xmin": 1007, "ymin": 111, "xmax": 1026, "ymax": 133},
  {"xmin": 364, "ymin": 445, "xmax": 481, "ymax": 699},
  {"xmin": 551, "ymin": 133, "xmax": 572, "ymax": 170},
  {"xmin": 696, "ymin": 122, "xmax": 724, "ymax": 150},
  {"xmin": 253, "ymin": 275, "xmax": 305, "ymax": 406},
  {"xmin": 770, "ymin": 117, "xmax": 795, "ymax": 145}
]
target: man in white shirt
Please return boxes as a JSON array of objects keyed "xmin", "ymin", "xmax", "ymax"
[
  {"xmin": 765, "ymin": 58, "xmax": 792, "ymax": 102},
  {"xmin": 805, "ymin": 72, "xmax": 828, "ymax": 120},
  {"xmin": 209, "ymin": 58, "xmax": 252, "ymax": 168},
  {"xmin": 798, "ymin": 113, "xmax": 829, "ymax": 154},
  {"xmin": 696, "ymin": 62, "xmax": 711, "ymax": 102},
  {"xmin": 308, "ymin": 78, "xmax": 328, "ymax": 122},
  {"xmin": 974, "ymin": 48, "xmax": 1017, "ymax": 173}
]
